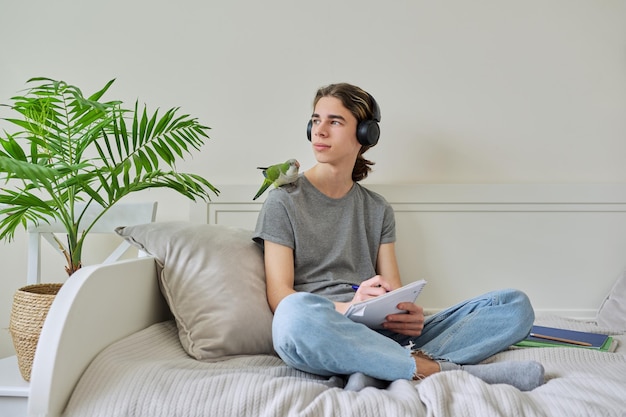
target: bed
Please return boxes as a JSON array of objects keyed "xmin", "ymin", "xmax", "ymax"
[{"xmin": 26, "ymin": 184, "xmax": 626, "ymax": 417}]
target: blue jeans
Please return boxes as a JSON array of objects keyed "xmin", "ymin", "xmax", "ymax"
[{"xmin": 272, "ymin": 289, "xmax": 534, "ymax": 381}]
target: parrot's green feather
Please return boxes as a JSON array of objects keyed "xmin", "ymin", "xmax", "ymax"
[
  {"xmin": 253, "ymin": 159, "xmax": 300, "ymax": 200},
  {"xmin": 264, "ymin": 164, "xmax": 281, "ymax": 181}
]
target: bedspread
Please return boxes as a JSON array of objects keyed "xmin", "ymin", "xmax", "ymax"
[{"xmin": 63, "ymin": 318, "xmax": 626, "ymax": 417}]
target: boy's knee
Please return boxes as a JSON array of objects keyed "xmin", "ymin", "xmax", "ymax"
[
  {"xmin": 501, "ymin": 288, "xmax": 535, "ymax": 329},
  {"xmin": 272, "ymin": 292, "xmax": 335, "ymax": 367},
  {"xmin": 274, "ymin": 292, "xmax": 324, "ymax": 326},
  {"xmin": 272, "ymin": 292, "xmax": 331, "ymax": 347}
]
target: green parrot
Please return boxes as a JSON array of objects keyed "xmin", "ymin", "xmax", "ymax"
[{"xmin": 253, "ymin": 158, "xmax": 300, "ymax": 200}]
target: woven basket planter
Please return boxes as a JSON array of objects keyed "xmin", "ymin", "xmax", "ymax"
[{"xmin": 9, "ymin": 283, "xmax": 63, "ymax": 381}]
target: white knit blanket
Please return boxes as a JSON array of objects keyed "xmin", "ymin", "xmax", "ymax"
[{"xmin": 63, "ymin": 317, "xmax": 626, "ymax": 417}]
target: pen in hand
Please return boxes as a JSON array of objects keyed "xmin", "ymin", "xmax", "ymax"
[{"xmin": 351, "ymin": 284, "xmax": 385, "ymax": 291}]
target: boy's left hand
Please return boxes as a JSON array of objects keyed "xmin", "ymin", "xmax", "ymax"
[{"xmin": 382, "ymin": 302, "xmax": 425, "ymax": 336}]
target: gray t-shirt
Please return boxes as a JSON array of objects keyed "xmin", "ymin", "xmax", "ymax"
[{"xmin": 253, "ymin": 175, "xmax": 396, "ymax": 302}]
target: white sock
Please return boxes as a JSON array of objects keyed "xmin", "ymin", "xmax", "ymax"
[
  {"xmin": 344, "ymin": 372, "xmax": 389, "ymax": 391},
  {"xmin": 438, "ymin": 360, "xmax": 545, "ymax": 391}
]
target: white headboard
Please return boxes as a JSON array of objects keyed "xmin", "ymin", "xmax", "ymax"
[{"xmin": 190, "ymin": 184, "xmax": 626, "ymax": 319}]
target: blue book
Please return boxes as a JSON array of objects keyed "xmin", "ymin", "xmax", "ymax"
[{"xmin": 523, "ymin": 325, "xmax": 609, "ymax": 349}]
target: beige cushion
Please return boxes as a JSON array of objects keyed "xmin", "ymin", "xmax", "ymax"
[
  {"xmin": 596, "ymin": 270, "xmax": 626, "ymax": 332},
  {"xmin": 115, "ymin": 222, "xmax": 275, "ymax": 360}
]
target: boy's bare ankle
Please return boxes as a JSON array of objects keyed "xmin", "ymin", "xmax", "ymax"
[{"xmin": 411, "ymin": 351, "xmax": 440, "ymax": 378}]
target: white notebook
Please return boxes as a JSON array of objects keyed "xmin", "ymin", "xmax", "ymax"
[{"xmin": 344, "ymin": 280, "xmax": 427, "ymax": 329}]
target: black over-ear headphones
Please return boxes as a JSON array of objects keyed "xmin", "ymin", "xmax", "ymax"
[{"xmin": 307, "ymin": 93, "xmax": 381, "ymax": 146}]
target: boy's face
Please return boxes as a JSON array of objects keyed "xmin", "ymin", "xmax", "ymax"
[{"xmin": 310, "ymin": 96, "xmax": 362, "ymax": 166}]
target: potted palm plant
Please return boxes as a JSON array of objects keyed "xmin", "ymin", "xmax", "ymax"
[{"xmin": 0, "ymin": 77, "xmax": 219, "ymax": 380}]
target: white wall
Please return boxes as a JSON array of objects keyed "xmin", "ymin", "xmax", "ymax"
[{"xmin": 1, "ymin": 0, "xmax": 625, "ymax": 357}]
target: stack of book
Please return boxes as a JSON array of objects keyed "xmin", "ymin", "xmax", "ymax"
[{"xmin": 515, "ymin": 325, "xmax": 618, "ymax": 352}]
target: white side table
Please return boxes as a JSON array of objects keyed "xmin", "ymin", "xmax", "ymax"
[{"xmin": 0, "ymin": 356, "xmax": 29, "ymax": 417}]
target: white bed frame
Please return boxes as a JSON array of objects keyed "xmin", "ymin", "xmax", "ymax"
[
  {"xmin": 28, "ymin": 258, "xmax": 171, "ymax": 417},
  {"xmin": 27, "ymin": 183, "xmax": 626, "ymax": 417}
]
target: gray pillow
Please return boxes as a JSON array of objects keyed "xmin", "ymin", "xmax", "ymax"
[
  {"xmin": 115, "ymin": 222, "xmax": 275, "ymax": 360},
  {"xmin": 596, "ymin": 269, "xmax": 626, "ymax": 331}
]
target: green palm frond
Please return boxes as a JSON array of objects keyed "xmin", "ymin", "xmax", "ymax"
[{"xmin": 0, "ymin": 77, "xmax": 219, "ymax": 275}]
